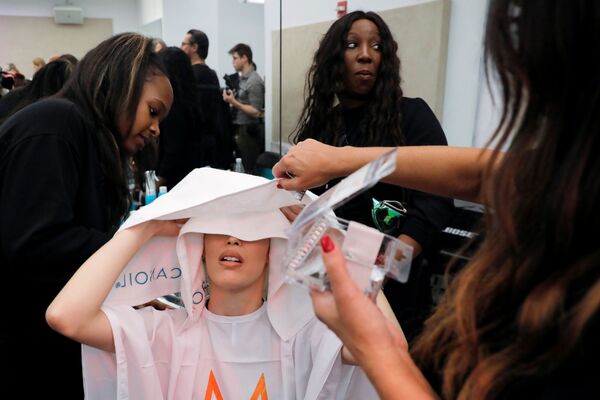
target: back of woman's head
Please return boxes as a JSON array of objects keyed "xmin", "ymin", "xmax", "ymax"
[
  {"xmin": 59, "ymin": 32, "xmax": 167, "ymax": 228},
  {"xmin": 157, "ymin": 46, "xmax": 197, "ymax": 106},
  {"xmin": 485, "ymin": 0, "xmax": 600, "ymax": 272},
  {"xmin": 294, "ymin": 10, "xmax": 403, "ymax": 146},
  {"xmin": 58, "ymin": 53, "xmax": 79, "ymax": 66},
  {"xmin": 413, "ymin": 1, "xmax": 600, "ymax": 398},
  {"xmin": 0, "ymin": 59, "xmax": 74, "ymax": 122},
  {"xmin": 30, "ymin": 60, "xmax": 74, "ymax": 98}
]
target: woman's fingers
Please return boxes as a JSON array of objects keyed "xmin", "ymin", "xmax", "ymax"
[
  {"xmin": 273, "ymin": 139, "xmax": 337, "ymax": 190},
  {"xmin": 319, "ymin": 235, "xmax": 361, "ymax": 302}
]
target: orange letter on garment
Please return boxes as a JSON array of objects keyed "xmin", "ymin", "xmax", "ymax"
[
  {"xmin": 204, "ymin": 370, "xmax": 224, "ymax": 400},
  {"xmin": 250, "ymin": 373, "xmax": 268, "ymax": 400}
]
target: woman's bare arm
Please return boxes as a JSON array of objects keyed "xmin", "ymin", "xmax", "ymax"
[
  {"xmin": 46, "ymin": 220, "xmax": 181, "ymax": 352},
  {"xmin": 273, "ymin": 139, "xmax": 501, "ymax": 204}
]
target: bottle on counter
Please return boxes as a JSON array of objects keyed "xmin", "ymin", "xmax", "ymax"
[
  {"xmin": 144, "ymin": 170, "xmax": 157, "ymax": 205},
  {"xmin": 233, "ymin": 157, "xmax": 245, "ymax": 173}
]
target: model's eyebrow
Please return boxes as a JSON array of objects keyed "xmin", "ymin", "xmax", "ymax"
[{"xmin": 153, "ymin": 98, "xmax": 168, "ymax": 113}]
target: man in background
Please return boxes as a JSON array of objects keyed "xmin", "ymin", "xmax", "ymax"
[
  {"xmin": 222, "ymin": 43, "xmax": 265, "ymax": 173},
  {"xmin": 181, "ymin": 29, "xmax": 235, "ymax": 170},
  {"xmin": 180, "ymin": 29, "xmax": 219, "ymax": 88}
]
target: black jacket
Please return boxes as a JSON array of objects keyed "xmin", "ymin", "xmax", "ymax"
[
  {"xmin": 157, "ymin": 99, "xmax": 214, "ymax": 187},
  {"xmin": 192, "ymin": 64, "xmax": 235, "ymax": 170},
  {"xmin": 0, "ymin": 98, "xmax": 110, "ymax": 397}
]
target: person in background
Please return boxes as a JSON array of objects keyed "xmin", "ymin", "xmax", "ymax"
[
  {"xmin": 6, "ymin": 62, "xmax": 20, "ymax": 75},
  {"xmin": 32, "ymin": 56, "xmax": 45, "ymax": 73},
  {"xmin": 222, "ymin": 43, "xmax": 265, "ymax": 173},
  {"xmin": 152, "ymin": 37, "xmax": 167, "ymax": 53},
  {"xmin": 181, "ymin": 29, "xmax": 234, "ymax": 170},
  {"xmin": 47, "ymin": 53, "xmax": 79, "ymax": 65},
  {"xmin": 0, "ymin": 68, "xmax": 15, "ymax": 97},
  {"xmin": 0, "ymin": 58, "xmax": 75, "ymax": 124},
  {"xmin": 58, "ymin": 53, "xmax": 79, "ymax": 65},
  {"xmin": 181, "ymin": 29, "xmax": 219, "ymax": 89},
  {"xmin": 155, "ymin": 47, "xmax": 215, "ymax": 188},
  {"xmin": 275, "ymin": 0, "xmax": 600, "ymax": 398},
  {"xmin": 5, "ymin": 62, "xmax": 26, "ymax": 88},
  {"xmin": 290, "ymin": 10, "xmax": 454, "ymax": 342},
  {"xmin": 0, "ymin": 32, "xmax": 173, "ymax": 398}
]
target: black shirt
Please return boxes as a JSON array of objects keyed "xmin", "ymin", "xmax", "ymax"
[
  {"xmin": 192, "ymin": 63, "xmax": 221, "ymax": 131},
  {"xmin": 192, "ymin": 64, "xmax": 235, "ymax": 170},
  {"xmin": 157, "ymin": 99, "xmax": 213, "ymax": 187},
  {"xmin": 0, "ymin": 98, "xmax": 110, "ymax": 397},
  {"xmin": 312, "ymin": 97, "xmax": 455, "ymax": 341},
  {"xmin": 192, "ymin": 63, "xmax": 219, "ymax": 89}
]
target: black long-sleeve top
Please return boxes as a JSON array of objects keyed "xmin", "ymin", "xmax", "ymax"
[
  {"xmin": 157, "ymin": 99, "xmax": 214, "ymax": 188},
  {"xmin": 313, "ymin": 97, "xmax": 454, "ymax": 255},
  {"xmin": 0, "ymin": 98, "xmax": 110, "ymax": 397},
  {"xmin": 311, "ymin": 97, "xmax": 455, "ymax": 341}
]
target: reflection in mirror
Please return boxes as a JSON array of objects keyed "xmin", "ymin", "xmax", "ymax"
[
  {"xmin": 146, "ymin": 0, "xmax": 269, "ymax": 171},
  {"xmin": 0, "ymin": 0, "xmax": 498, "ymax": 160},
  {"xmin": 271, "ymin": 0, "xmax": 450, "ymax": 152},
  {"xmin": 0, "ymin": 0, "xmax": 272, "ymax": 165},
  {"xmin": 270, "ymin": 0, "xmax": 497, "ymax": 151}
]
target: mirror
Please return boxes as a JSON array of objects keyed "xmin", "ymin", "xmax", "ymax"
[
  {"xmin": 273, "ymin": 0, "xmax": 496, "ymax": 149},
  {"xmin": 0, "ymin": 0, "xmax": 497, "ymax": 156}
]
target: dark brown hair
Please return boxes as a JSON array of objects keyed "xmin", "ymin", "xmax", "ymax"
[
  {"xmin": 58, "ymin": 33, "xmax": 167, "ymax": 228},
  {"xmin": 229, "ymin": 43, "xmax": 253, "ymax": 65},
  {"xmin": 187, "ymin": 29, "xmax": 209, "ymax": 59},
  {"xmin": 412, "ymin": 1, "xmax": 600, "ymax": 398}
]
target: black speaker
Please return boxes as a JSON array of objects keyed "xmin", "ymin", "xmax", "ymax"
[{"xmin": 429, "ymin": 200, "xmax": 485, "ymax": 304}]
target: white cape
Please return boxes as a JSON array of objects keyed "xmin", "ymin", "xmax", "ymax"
[{"xmin": 81, "ymin": 168, "xmax": 378, "ymax": 399}]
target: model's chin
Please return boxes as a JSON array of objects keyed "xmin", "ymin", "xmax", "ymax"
[
  {"xmin": 124, "ymin": 137, "xmax": 146, "ymax": 155},
  {"xmin": 352, "ymin": 83, "xmax": 375, "ymax": 96},
  {"xmin": 123, "ymin": 145, "xmax": 139, "ymax": 155}
]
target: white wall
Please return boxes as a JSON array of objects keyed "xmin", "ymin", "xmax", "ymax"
[
  {"xmin": 278, "ymin": 0, "xmax": 431, "ymax": 27},
  {"xmin": 0, "ymin": 0, "xmax": 139, "ymax": 35},
  {"xmin": 161, "ymin": 0, "xmax": 265, "ymax": 87},
  {"xmin": 217, "ymin": 0, "xmax": 265, "ymax": 84},
  {"xmin": 161, "ymin": 0, "xmax": 219, "ymax": 72},
  {"xmin": 0, "ymin": 0, "xmax": 139, "ymax": 78},
  {"xmin": 266, "ymin": 0, "xmax": 493, "ymax": 149},
  {"xmin": 137, "ymin": 0, "xmax": 162, "ymax": 26},
  {"xmin": 441, "ymin": 0, "xmax": 489, "ymax": 146}
]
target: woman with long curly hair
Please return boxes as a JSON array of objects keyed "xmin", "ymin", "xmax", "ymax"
[
  {"xmin": 275, "ymin": 0, "xmax": 600, "ymax": 398},
  {"xmin": 292, "ymin": 10, "xmax": 455, "ymax": 342}
]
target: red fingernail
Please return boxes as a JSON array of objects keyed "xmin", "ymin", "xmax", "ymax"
[
  {"xmin": 277, "ymin": 183, "xmax": 283, "ymax": 189},
  {"xmin": 320, "ymin": 235, "xmax": 335, "ymax": 253}
]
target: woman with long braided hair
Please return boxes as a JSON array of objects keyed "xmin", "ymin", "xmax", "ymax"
[{"xmin": 0, "ymin": 33, "xmax": 173, "ymax": 397}]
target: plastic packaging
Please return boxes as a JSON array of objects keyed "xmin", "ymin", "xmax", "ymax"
[
  {"xmin": 284, "ymin": 149, "xmax": 413, "ymax": 298},
  {"xmin": 158, "ymin": 186, "xmax": 167, "ymax": 197},
  {"xmin": 233, "ymin": 157, "xmax": 245, "ymax": 173},
  {"xmin": 144, "ymin": 170, "xmax": 157, "ymax": 205}
]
